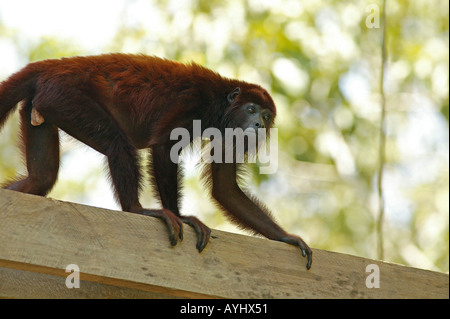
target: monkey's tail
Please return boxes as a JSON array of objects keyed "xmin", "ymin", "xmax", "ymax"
[{"xmin": 0, "ymin": 63, "xmax": 39, "ymax": 130}]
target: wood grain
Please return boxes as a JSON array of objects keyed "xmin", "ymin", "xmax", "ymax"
[{"xmin": 0, "ymin": 189, "xmax": 448, "ymax": 298}]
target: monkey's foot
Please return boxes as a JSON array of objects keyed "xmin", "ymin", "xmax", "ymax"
[
  {"xmin": 278, "ymin": 234, "xmax": 313, "ymax": 270},
  {"xmin": 181, "ymin": 216, "xmax": 211, "ymax": 252},
  {"xmin": 136, "ymin": 209, "xmax": 183, "ymax": 246}
]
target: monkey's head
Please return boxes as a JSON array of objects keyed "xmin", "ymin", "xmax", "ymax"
[
  {"xmin": 221, "ymin": 85, "xmax": 276, "ymax": 157},
  {"xmin": 224, "ymin": 85, "xmax": 276, "ymax": 134}
]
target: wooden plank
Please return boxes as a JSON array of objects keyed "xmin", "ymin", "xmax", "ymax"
[
  {"xmin": 0, "ymin": 189, "xmax": 448, "ymax": 299},
  {"xmin": 0, "ymin": 266, "xmax": 180, "ymax": 299}
]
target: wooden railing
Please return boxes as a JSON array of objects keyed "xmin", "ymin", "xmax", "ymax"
[{"xmin": 0, "ymin": 189, "xmax": 448, "ymax": 298}]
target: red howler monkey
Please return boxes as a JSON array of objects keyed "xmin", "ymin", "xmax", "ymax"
[{"xmin": 0, "ymin": 53, "xmax": 312, "ymax": 269}]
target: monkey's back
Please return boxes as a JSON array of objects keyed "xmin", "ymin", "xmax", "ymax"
[{"xmin": 28, "ymin": 54, "xmax": 233, "ymax": 122}]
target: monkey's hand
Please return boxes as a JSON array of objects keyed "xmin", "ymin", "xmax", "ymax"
[
  {"xmin": 181, "ymin": 216, "xmax": 211, "ymax": 253},
  {"xmin": 136, "ymin": 209, "xmax": 184, "ymax": 246},
  {"xmin": 278, "ymin": 234, "xmax": 313, "ymax": 270}
]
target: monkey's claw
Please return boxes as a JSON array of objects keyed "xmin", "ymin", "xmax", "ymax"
[
  {"xmin": 181, "ymin": 216, "xmax": 211, "ymax": 252},
  {"xmin": 137, "ymin": 209, "xmax": 183, "ymax": 246},
  {"xmin": 278, "ymin": 235, "xmax": 313, "ymax": 270}
]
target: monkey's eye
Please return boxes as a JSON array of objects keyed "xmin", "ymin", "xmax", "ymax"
[
  {"xmin": 262, "ymin": 111, "xmax": 272, "ymax": 122},
  {"xmin": 247, "ymin": 105, "xmax": 256, "ymax": 114}
]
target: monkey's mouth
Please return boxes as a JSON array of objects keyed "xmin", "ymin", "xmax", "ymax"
[{"xmin": 243, "ymin": 128, "xmax": 258, "ymax": 136}]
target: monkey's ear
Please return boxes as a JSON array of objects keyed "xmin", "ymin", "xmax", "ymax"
[{"xmin": 227, "ymin": 87, "xmax": 241, "ymax": 103}]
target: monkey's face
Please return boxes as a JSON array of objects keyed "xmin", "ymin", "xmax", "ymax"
[
  {"xmin": 221, "ymin": 86, "xmax": 277, "ymax": 160},
  {"xmin": 225, "ymin": 86, "xmax": 276, "ymax": 134},
  {"xmin": 239, "ymin": 102, "xmax": 274, "ymax": 132}
]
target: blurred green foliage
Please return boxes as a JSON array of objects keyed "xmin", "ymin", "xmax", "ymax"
[{"xmin": 0, "ymin": 0, "xmax": 448, "ymax": 272}]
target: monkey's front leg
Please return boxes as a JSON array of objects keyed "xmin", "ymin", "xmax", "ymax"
[
  {"xmin": 150, "ymin": 145, "xmax": 211, "ymax": 252},
  {"xmin": 211, "ymin": 162, "xmax": 313, "ymax": 269}
]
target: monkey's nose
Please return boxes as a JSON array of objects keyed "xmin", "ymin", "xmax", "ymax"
[{"xmin": 254, "ymin": 122, "xmax": 264, "ymax": 129}]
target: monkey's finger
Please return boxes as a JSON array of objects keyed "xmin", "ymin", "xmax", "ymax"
[
  {"xmin": 306, "ymin": 251, "xmax": 312, "ymax": 270},
  {"xmin": 197, "ymin": 227, "xmax": 211, "ymax": 252},
  {"xmin": 137, "ymin": 209, "xmax": 182, "ymax": 246},
  {"xmin": 181, "ymin": 216, "xmax": 211, "ymax": 252},
  {"xmin": 298, "ymin": 243, "xmax": 313, "ymax": 270},
  {"xmin": 194, "ymin": 223, "xmax": 211, "ymax": 252},
  {"xmin": 177, "ymin": 218, "xmax": 184, "ymax": 241},
  {"xmin": 165, "ymin": 213, "xmax": 183, "ymax": 245},
  {"xmin": 278, "ymin": 235, "xmax": 313, "ymax": 270},
  {"xmin": 158, "ymin": 215, "xmax": 180, "ymax": 246}
]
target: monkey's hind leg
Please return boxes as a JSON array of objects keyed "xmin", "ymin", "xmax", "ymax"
[
  {"xmin": 4, "ymin": 100, "xmax": 60, "ymax": 196},
  {"xmin": 32, "ymin": 94, "xmax": 184, "ymax": 248}
]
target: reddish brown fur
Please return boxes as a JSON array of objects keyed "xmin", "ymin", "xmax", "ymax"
[{"xmin": 0, "ymin": 53, "xmax": 311, "ymax": 269}]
